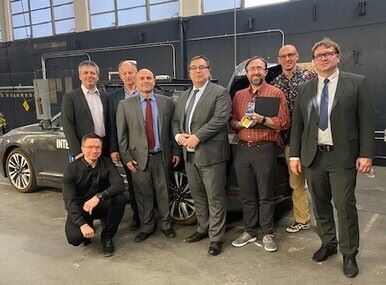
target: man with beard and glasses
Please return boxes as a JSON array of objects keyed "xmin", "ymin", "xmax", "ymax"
[{"xmin": 230, "ymin": 56, "xmax": 289, "ymax": 252}]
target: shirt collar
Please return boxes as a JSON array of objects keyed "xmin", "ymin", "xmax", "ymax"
[
  {"xmin": 81, "ymin": 84, "xmax": 99, "ymax": 95},
  {"xmin": 124, "ymin": 86, "xmax": 138, "ymax": 95},
  {"xmin": 192, "ymin": 80, "xmax": 209, "ymax": 93},
  {"xmin": 139, "ymin": 92, "xmax": 156, "ymax": 102},
  {"xmin": 317, "ymin": 68, "xmax": 339, "ymax": 82},
  {"xmin": 249, "ymin": 81, "xmax": 268, "ymax": 96}
]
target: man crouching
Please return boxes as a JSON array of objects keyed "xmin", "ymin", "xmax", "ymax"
[{"xmin": 62, "ymin": 133, "xmax": 126, "ymax": 256}]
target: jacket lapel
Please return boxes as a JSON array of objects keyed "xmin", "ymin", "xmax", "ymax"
[
  {"xmin": 191, "ymin": 82, "xmax": 212, "ymax": 119},
  {"xmin": 179, "ymin": 88, "xmax": 191, "ymax": 130},
  {"xmin": 134, "ymin": 95, "xmax": 145, "ymax": 131},
  {"xmin": 331, "ymin": 72, "xmax": 348, "ymax": 111},
  {"xmin": 78, "ymin": 89, "xmax": 93, "ymax": 121}
]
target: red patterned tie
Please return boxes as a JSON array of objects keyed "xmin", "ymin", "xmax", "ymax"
[{"xmin": 145, "ymin": 99, "xmax": 155, "ymax": 150}]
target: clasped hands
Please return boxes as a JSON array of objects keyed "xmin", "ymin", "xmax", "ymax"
[
  {"xmin": 178, "ymin": 134, "xmax": 200, "ymax": 149},
  {"xmin": 241, "ymin": 113, "xmax": 265, "ymax": 128}
]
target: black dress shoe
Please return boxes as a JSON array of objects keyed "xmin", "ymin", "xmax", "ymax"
[
  {"xmin": 81, "ymin": 238, "xmax": 91, "ymax": 247},
  {"xmin": 161, "ymin": 228, "xmax": 176, "ymax": 238},
  {"xmin": 184, "ymin": 232, "xmax": 208, "ymax": 243},
  {"xmin": 101, "ymin": 238, "xmax": 115, "ymax": 257},
  {"xmin": 343, "ymin": 256, "xmax": 359, "ymax": 278},
  {"xmin": 135, "ymin": 231, "xmax": 152, "ymax": 242},
  {"xmin": 129, "ymin": 218, "xmax": 140, "ymax": 231},
  {"xmin": 312, "ymin": 244, "xmax": 338, "ymax": 262},
  {"xmin": 208, "ymin": 241, "xmax": 222, "ymax": 256}
]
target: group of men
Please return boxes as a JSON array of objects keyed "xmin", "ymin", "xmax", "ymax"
[{"xmin": 60, "ymin": 38, "xmax": 373, "ymax": 278}]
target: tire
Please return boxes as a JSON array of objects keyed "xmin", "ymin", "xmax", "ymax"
[
  {"xmin": 6, "ymin": 148, "xmax": 38, "ymax": 193},
  {"xmin": 169, "ymin": 170, "xmax": 197, "ymax": 225}
]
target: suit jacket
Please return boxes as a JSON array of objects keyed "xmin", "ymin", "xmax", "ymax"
[
  {"xmin": 116, "ymin": 93, "xmax": 180, "ymax": 171},
  {"xmin": 290, "ymin": 71, "xmax": 374, "ymax": 168},
  {"xmin": 108, "ymin": 88, "xmax": 140, "ymax": 153},
  {"xmin": 61, "ymin": 88, "xmax": 109, "ymax": 156},
  {"xmin": 173, "ymin": 81, "xmax": 231, "ymax": 167}
]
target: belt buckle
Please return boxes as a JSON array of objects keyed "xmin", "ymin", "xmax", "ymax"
[{"xmin": 247, "ymin": 141, "xmax": 254, "ymax": 147}]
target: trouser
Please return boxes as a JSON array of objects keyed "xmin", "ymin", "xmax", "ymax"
[
  {"xmin": 285, "ymin": 145, "xmax": 310, "ymax": 224},
  {"xmin": 122, "ymin": 162, "xmax": 139, "ymax": 222},
  {"xmin": 131, "ymin": 153, "xmax": 172, "ymax": 233},
  {"xmin": 185, "ymin": 153, "xmax": 227, "ymax": 242},
  {"xmin": 65, "ymin": 193, "xmax": 127, "ymax": 246},
  {"xmin": 305, "ymin": 150, "xmax": 359, "ymax": 256},
  {"xmin": 235, "ymin": 142, "xmax": 276, "ymax": 236}
]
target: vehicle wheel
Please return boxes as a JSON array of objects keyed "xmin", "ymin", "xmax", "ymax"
[
  {"xmin": 6, "ymin": 148, "xmax": 38, "ymax": 193},
  {"xmin": 169, "ymin": 170, "xmax": 197, "ymax": 225}
]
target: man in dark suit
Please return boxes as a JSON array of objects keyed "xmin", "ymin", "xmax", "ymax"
[
  {"xmin": 117, "ymin": 68, "xmax": 181, "ymax": 242},
  {"xmin": 61, "ymin": 60, "xmax": 109, "ymax": 159},
  {"xmin": 290, "ymin": 38, "xmax": 374, "ymax": 278},
  {"xmin": 173, "ymin": 55, "xmax": 231, "ymax": 256},
  {"xmin": 108, "ymin": 60, "xmax": 140, "ymax": 231}
]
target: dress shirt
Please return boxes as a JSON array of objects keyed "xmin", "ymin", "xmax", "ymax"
[
  {"xmin": 139, "ymin": 92, "xmax": 161, "ymax": 153},
  {"xmin": 316, "ymin": 69, "xmax": 339, "ymax": 145},
  {"xmin": 124, "ymin": 87, "xmax": 139, "ymax": 99},
  {"xmin": 81, "ymin": 84, "xmax": 105, "ymax": 137},
  {"xmin": 231, "ymin": 82, "xmax": 290, "ymax": 145},
  {"xmin": 62, "ymin": 157, "xmax": 124, "ymax": 227}
]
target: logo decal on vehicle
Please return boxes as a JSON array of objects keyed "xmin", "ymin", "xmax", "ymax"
[{"xmin": 56, "ymin": 139, "xmax": 69, "ymax": 149}]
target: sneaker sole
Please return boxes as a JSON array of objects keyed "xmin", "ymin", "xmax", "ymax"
[
  {"xmin": 232, "ymin": 237, "xmax": 257, "ymax": 247},
  {"xmin": 285, "ymin": 226, "xmax": 311, "ymax": 233},
  {"xmin": 264, "ymin": 246, "xmax": 278, "ymax": 252}
]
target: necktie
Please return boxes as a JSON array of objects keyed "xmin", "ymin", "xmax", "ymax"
[
  {"xmin": 319, "ymin": 78, "xmax": 329, "ymax": 131},
  {"xmin": 145, "ymin": 99, "xmax": 155, "ymax": 150},
  {"xmin": 184, "ymin": 89, "xmax": 200, "ymax": 133}
]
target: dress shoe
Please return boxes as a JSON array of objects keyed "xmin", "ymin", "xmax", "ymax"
[
  {"xmin": 81, "ymin": 238, "xmax": 91, "ymax": 247},
  {"xmin": 129, "ymin": 218, "xmax": 140, "ymax": 231},
  {"xmin": 208, "ymin": 241, "xmax": 222, "ymax": 256},
  {"xmin": 101, "ymin": 238, "xmax": 115, "ymax": 257},
  {"xmin": 343, "ymin": 255, "xmax": 359, "ymax": 278},
  {"xmin": 161, "ymin": 228, "xmax": 176, "ymax": 238},
  {"xmin": 135, "ymin": 231, "xmax": 152, "ymax": 242},
  {"xmin": 184, "ymin": 232, "xmax": 208, "ymax": 243},
  {"xmin": 312, "ymin": 244, "xmax": 338, "ymax": 262}
]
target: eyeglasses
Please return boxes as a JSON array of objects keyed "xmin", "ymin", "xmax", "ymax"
[
  {"xmin": 278, "ymin": 52, "xmax": 298, "ymax": 59},
  {"xmin": 189, "ymin": 65, "xmax": 209, "ymax": 71},
  {"xmin": 313, "ymin": 51, "xmax": 337, "ymax": 60}
]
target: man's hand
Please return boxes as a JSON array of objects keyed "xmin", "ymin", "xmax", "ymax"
[
  {"xmin": 75, "ymin": 153, "xmax": 84, "ymax": 159},
  {"xmin": 110, "ymin": 152, "xmax": 120, "ymax": 163},
  {"xmin": 177, "ymin": 133, "xmax": 190, "ymax": 145},
  {"xmin": 356, "ymin": 157, "xmax": 372, "ymax": 173},
  {"xmin": 185, "ymin": 134, "xmax": 200, "ymax": 149},
  {"xmin": 172, "ymin": 155, "xmax": 180, "ymax": 168},
  {"xmin": 127, "ymin": 160, "xmax": 138, "ymax": 173},
  {"xmin": 80, "ymin": 224, "xmax": 94, "ymax": 238},
  {"xmin": 289, "ymin": 159, "xmax": 302, "ymax": 176},
  {"xmin": 83, "ymin": 196, "xmax": 100, "ymax": 215}
]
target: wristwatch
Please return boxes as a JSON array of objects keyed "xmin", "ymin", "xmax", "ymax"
[
  {"xmin": 96, "ymin": 192, "xmax": 104, "ymax": 201},
  {"xmin": 261, "ymin": 116, "xmax": 267, "ymax": 124}
]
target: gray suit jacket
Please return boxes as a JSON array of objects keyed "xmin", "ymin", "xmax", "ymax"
[
  {"xmin": 61, "ymin": 88, "xmax": 109, "ymax": 156},
  {"xmin": 116, "ymin": 93, "xmax": 180, "ymax": 171},
  {"xmin": 173, "ymin": 81, "xmax": 231, "ymax": 167},
  {"xmin": 290, "ymin": 71, "xmax": 374, "ymax": 168}
]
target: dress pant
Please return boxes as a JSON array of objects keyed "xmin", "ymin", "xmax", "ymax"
[
  {"xmin": 65, "ymin": 193, "xmax": 127, "ymax": 246},
  {"xmin": 305, "ymin": 149, "xmax": 359, "ymax": 255},
  {"xmin": 131, "ymin": 153, "xmax": 172, "ymax": 233},
  {"xmin": 235, "ymin": 142, "xmax": 276, "ymax": 236},
  {"xmin": 184, "ymin": 153, "xmax": 227, "ymax": 242},
  {"xmin": 285, "ymin": 145, "xmax": 310, "ymax": 224},
  {"xmin": 121, "ymin": 161, "xmax": 139, "ymax": 221}
]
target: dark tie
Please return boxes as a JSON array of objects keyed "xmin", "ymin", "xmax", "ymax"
[
  {"xmin": 184, "ymin": 89, "xmax": 199, "ymax": 133},
  {"xmin": 319, "ymin": 78, "xmax": 329, "ymax": 131},
  {"xmin": 145, "ymin": 99, "xmax": 155, "ymax": 150}
]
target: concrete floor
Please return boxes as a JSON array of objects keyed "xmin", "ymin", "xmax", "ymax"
[{"xmin": 0, "ymin": 167, "xmax": 385, "ymax": 285}]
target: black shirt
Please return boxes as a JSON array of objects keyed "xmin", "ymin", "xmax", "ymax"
[{"xmin": 62, "ymin": 157, "xmax": 124, "ymax": 227}]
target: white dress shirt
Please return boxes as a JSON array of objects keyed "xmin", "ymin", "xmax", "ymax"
[{"xmin": 81, "ymin": 84, "xmax": 105, "ymax": 137}]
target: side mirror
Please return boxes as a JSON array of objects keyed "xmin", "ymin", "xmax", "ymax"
[{"xmin": 39, "ymin": 119, "xmax": 52, "ymax": 130}]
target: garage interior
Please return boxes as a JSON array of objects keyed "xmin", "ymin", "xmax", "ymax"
[{"xmin": 0, "ymin": 0, "xmax": 386, "ymax": 284}]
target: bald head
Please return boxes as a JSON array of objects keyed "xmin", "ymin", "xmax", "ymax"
[
  {"xmin": 136, "ymin": 69, "xmax": 155, "ymax": 97},
  {"xmin": 278, "ymin": 44, "xmax": 299, "ymax": 75}
]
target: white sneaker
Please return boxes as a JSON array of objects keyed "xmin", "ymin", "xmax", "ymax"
[
  {"xmin": 232, "ymin": 231, "xmax": 257, "ymax": 247},
  {"xmin": 262, "ymin": 234, "xmax": 277, "ymax": 252}
]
